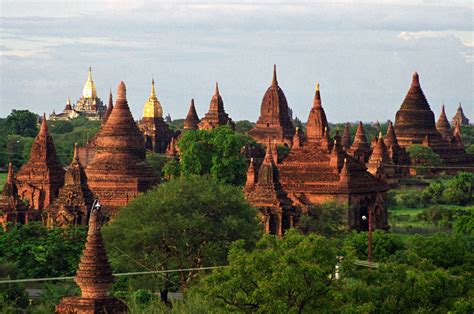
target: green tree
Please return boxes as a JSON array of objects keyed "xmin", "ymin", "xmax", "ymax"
[
  {"xmin": 102, "ymin": 175, "xmax": 259, "ymax": 303},
  {"xmin": 343, "ymin": 230, "xmax": 405, "ymax": 262},
  {"xmin": 297, "ymin": 202, "xmax": 347, "ymax": 237},
  {"xmin": 407, "ymin": 145, "xmax": 443, "ymax": 175},
  {"xmin": 194, "ymin": 229, "xmax": 338, "ymax": 313},
  {"xmin": 2, "ymin": 110, "xmax": 38, "ymax": 137},
  {"xmin": 442, "ymin": 172, "xmax": 473, "ymax": 205},
  {"xmin": 178, "ymin": 126, "xmax": 252, "ymax": 185},
  {"xmin": 235, "ymin": 120, "xmax": 254, "ymax": 133},
  {"xmin": 0, "ymin": 223, "xmax": 87, "ymax": 278}
]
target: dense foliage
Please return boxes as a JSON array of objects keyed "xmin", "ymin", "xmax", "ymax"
[
  {"xmin": 176, "ymin": 126, "xmax": 253, "ymax": 185},
  {"xmin": 103, "ymin": 175, "xmax": 259, "ymax": 301},
  {"xmin": 0, "ymin": 223, "xmax": 87, "ymax": 278},
  {"xmin": 0, "ymin": 110, "xmax": 38, "ymax": 138},
  {"xmin": 297, "ymin": 202, "xmax": 348, "ymax": 237},
  {"xmin": 407, "ymin": 144, "xmax": 443, "ymax": 175}
]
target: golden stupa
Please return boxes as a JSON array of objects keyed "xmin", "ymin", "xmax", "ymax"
[{"xmin": 143, "ymin": 78, "xmax": 163, "ymax": 118}]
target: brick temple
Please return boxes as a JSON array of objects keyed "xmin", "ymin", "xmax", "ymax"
[
  {"xmin": 198, "ymin": 83, "xmax": 235, "ymax": 130},
  {"xmin": 56, "ymin": 207, "xmax": 127, "ymax": 313},
  {"xmin": 245, "ymin": 84, "xmax": 389, "ymax": 235},
  {"xmin": 248, "ymin": 65, "xmax": 295, "ymax": 146},
  {"xmin": 183, "ymin": 98, "xmax": 200, "ymax": 131},
  {"xmin": 394, "ymin": 72, "xmax": 471, "ymax": 170},
  {"xmin": 85, "ymin": 82, "xmax": 159, "ymax": 215}
]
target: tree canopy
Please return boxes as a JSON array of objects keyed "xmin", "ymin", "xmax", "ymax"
[
  {"xmin": 407, "ymin": 144, "xmax": 443, "ymax": 175},
  {"xmin": 1, "ymin": 110, "xmax": 38, "ymax": 138},
  {"xmin": 103, "ymin": 175, "xmax": 259, "ymax": 300},
  {"xmin": 176, "ymin": 126, "xmax": 253, "ymax": 185}
]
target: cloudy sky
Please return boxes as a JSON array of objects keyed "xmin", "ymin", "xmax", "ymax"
[{"xmin": 1, "ymin": 0, "xmax": 472, "ymax": 123}]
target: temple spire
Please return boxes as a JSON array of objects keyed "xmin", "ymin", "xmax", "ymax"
[
  {"xmin": 264, "ymin": 138, "xmax": 275, "ymax": 164},
  {"xmin": 7, "ymin": 162, "xmax": 13, "ymax": 185},
  {"xmin": 40, "ymin": 113, "xmax": 48, "ymax": 135},
  {"xmin": 272, "ymin": 64, "xmax": 278, "ymax": 86},
  {"xmin": 412, "ymin": 71, "xmax": 420, "ymax": 87},
  {"xmin": 73, "ymin": 143, "xmax": 79, "ymax": 162},
  {"xmin": 150, "ymin": 77, "xmax": 156, "ymax": 97},
  {"xmin": 214, "ymin": 82, "xmax": 220, "ymax": 96},
  {"xmin": 313, "ymin": 82, "xmax": 322, "ymax": 108}
]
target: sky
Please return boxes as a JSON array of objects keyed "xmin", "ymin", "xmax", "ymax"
[{"xmin": 0, "ymin": 0, "xmax": 473, "ymax": 123}]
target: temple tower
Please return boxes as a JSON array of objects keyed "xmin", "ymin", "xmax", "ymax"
[
  {"xmin": 306, "ymin": 83, "xmax": 329, "ymax": 145},
  {"xmin": 348, "ymin": 122, "xmax": 371, "ymax": 163},
  {"xmin": 46, "ymin": 143, "xmax": 94, "ymax": 228},
  {"xmin": 86, "ymin": 82, "xmax": 159, "ymax": 215},
  {"xmin": 198, "ymin": 83, "xmax": 235, "ymax": 130},
  {"xmin": 452, "ymin": 103, "xmax": 469, "ymax": 126},
  {"xmin": 16, "ymin": 114, "xmax": 65, "ymax": 210},
  {"xmin": 74, "ymin": 67, "xmax": 106, "ymax": 120},
  {"xmin": 436, "ymin": 105, "xmax": 452, "ymax": 140},
  {"xmin": 138, "ymin": 78, "xmax": 174, "ymax": 153},
  {"xmin": 341, "ymin": 123, "xmax": 352, "ymax": 151},
  {"xmin": 248, "ymin": 65, "xmax": 295, "ymax": 145},
  {"xmin": 56, "ymin": 207, "xmax": 127, "ymax": 313},
  {"xmin": 183, "ymin": 98, "xmax": 200, "ymax": 131}
]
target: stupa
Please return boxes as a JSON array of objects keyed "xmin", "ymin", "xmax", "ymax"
[
  {"xmin": 452, "ymin": 103, "xmax": 469, "ymax": 126},
  {"xmin": 56, "ymin": 207, "xmax": 127, "ymax": 313},
  {"xmin": 0, "ymin": 163, "xmax": 27, "ymax": 228},
  {"xmin": 348, "ymin": 122, "xmax": 371, "ymax": 163},
  {"xmin": 394, "ymin": 72, "xmax": 472, "ymax": 170},
  {"xmin": 306, "ymin": 83, "xmax": 330, "ymax": 145},
  {"xmin": 198, "ymin": 83, "xmax": 235, "ymax": 130},
  {"xmin": 183, "ymin": 98, "xmax": 200, "ymax": 131},
  {"xmin": 16, "ymin": 114, "xmax": 65, "ymax": 210},
  {"xmin": 248, "ymin": 65, "xmax": 295, "ymax": 146},
  {"xmin": 85, "ymin": 82, "xmax": 159, "ymax": 215},
  {"xmin": 245, "ymin": 85, "xmax": 389, "ymax": 233},
  {"xmin": 74, "ymin": 67, "xmax": 106, "ymax": 120},
  {"xmin": 45, "ymin": 143, "xmax": 94, "ymax": 228},
  {"xmin": 138, "ymin": 79, "xmax": 174, "ymax": 153},
  {"xmin": 436, "ymin": 105, "xmax": 453, "ymax": 140},
  {"xmin": 341, "ymin": 123, "xmax": 352, "ymax": 151}
]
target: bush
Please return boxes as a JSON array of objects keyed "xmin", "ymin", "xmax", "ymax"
[
  {"xmin": 344, "ymin": 230, "xmax": 405, "ymax": 262},
  {"xmin": 417, "ymin": 206, "xmax": 454, "ymax": 228},
  {"xmin": 442, "ymin": 172, "xmax": 473, "ymax": 205},
  {"xmin": 407, "ymin": 145, "xmax": 443, "ymax": 175}
]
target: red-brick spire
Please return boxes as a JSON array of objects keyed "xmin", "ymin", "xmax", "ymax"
[
  {"xmin": 184, "ymin": 98, "xmax": 200, "ymax": 130},
  {"xmin": 74, "ymin": 208, "xmax": 114, "ymax": 299},
  {"xmin": 6, "ymin": 162, "xmax": 13, "ymax": 185},
  {"xmin": 272, "ymin": 64, "xmax": 278, "ymax": 86},
  {"xmin": 313, "ymin": 82, "xmax": 321, "ymax": 108},
  {"xmin": 436, "ymin": 104, "xmax": 452, "ymax": 139},
  {"xmin": 341, "ymin": 123, "xmax": 351, "ymax": 150},
  {"xmin": 412, "ymin": 71, "xmax": 420, "ymax": 87},
  {"xmin": 39, "ymin": 113, "xmax": 48, "ymax": 135}
]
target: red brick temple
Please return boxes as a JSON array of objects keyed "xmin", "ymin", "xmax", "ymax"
[
  {"xmin": 348, "ymin": 121, "xmax": 371, "ymax": 163},
  {"xmin": 16, "ymin": 114, "xmax": 65, "ymax": 211},
  {"xmin": 452, "ymin": 102, "xmax": 469, "ymax": 126},
  {"xmin": 245, "ymin": 84, "xmax": 389, "ymax": 234},
  {"xmin": 45, "ymin": 143, "xmax": 94, "ymax": 228},
  {"xmin": 0, "ymin": 163, "xmax": 28, "ymax": 228},
  {"xmin": 183, "ymin": 98, "xmax": 200, "ymax": 131},
  {"xmin": 248, "ymin": 65, "xmax": 295, "ymax": 146},
  {"xmin": 138, "ymin": 79, "xmax": 174, "ymax": 153},
  {"xmin": 85, "ymin": 82, "xmax": 159, "ymax": 215},
  {"xmin": 56, "ymin": 207, "xmax": 127, "ymax": 313},
  {"xmin": 394, "ymin": 72, "xmax": 472, "ymax": 170},
  {"xmin": 198, "ymin": 83, "xmax": 235, "ymax": 130}
]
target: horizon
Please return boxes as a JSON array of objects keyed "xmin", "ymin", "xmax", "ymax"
[{"xmin": 1, "ymin": 0, "xmax": 472, "ymax": 123}]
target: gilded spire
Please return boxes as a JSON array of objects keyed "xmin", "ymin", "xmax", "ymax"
[
  {"xmin": 82, "ymin": 67, "xmax": 97, "ymax": 99},
  {"xmin": 316, "ymin": 82, "xmax": 320, "ymax": 92},
  {"xmin": 150, "ymin": 77, "xmax": 156, "ymax": 97},
  {"xmin": 272, "ymin": 64, "xmax": 278, "ymax": 86},
  {"xmin": 142, "ymin": 78, "xmax": 163, "ymax": 118}
]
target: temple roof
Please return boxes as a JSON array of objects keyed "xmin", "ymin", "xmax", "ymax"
[
  {"xmin": 452, "ymin": 102, "xmax": 469, "ymax": 125},
  {"xmin": 436, "ymin": 105, "xmax": 452, "ymax": 139},
  {"xmin": 198, "ymin": 82, "xmax": 234, "ymax": 129},
  {"xmin": 399, "ymin": 72, "xmax": 430, "ymax": 111},
  {"xmin": 350, "ymin": 122, "xmax": 370, "ymax": 152},
  {"xmin": 82, "ymin": 67, "xmax": 97, "ymax": 99},
  {"xmin": 142, "ymin": 78, "xmax": 163, "ymax": 119},
  {"xmin": 341, "ymin": 123, "xmax": 352, "ymax": 150},
  {"xmin": 306, "ymin": 83, "xmax": 329, "ymax": 143},
  {"xmin": 369, "ymin": 132, "xmax": 390, "ymax": 164},
  {"xmin": 383, "ymin": 121, "xmax": 399, "ymax": 148},
  {"xmin": 183, "ymin": 98, "xmax": 200, "ymax": 130}
]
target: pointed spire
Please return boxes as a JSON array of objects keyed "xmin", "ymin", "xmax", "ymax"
[
  {"xmin": 115, "ymin": 81, "xmax": 128, "ymax": 109},
  {"xmin": 453, "ymin": 120, "xmax": 462, "ymax": 136},
  {"xmin": 412, "ymin": 71, "xmax": 419, "ymax": 87},
  {"xmin": 7, "ymin": 162, "xmax": 13, "ymax": 185},
  {"xmin": 39, "ymin": 113, "xmax": 48, "ymax": 135},
  {"xmin": 293, "ymin": 127, "xmax": 301, "ymax": 148},
  {"xmin": 264, "ymin": 138, "xmax": 274, "ymax": 164},
  {"xmin": 245, "ymin": 157, "xmax": 256, "ymax": 191},
  {"xmin": 74, "ymin": 207, "xmax": 114, "ymax": 299},
  {"xmin": 184, "ymin": 98, "xmax": 200, "ymax": 130},
  {"xmin": 150, "ymin": 77, "xmax": 156, "ymax": 97},
  {"xmin": 272, "ymin": 64, "xmax": 278, "ymax": 86},
  {"xmin": 214, "ymin": 82, "xmax": 220, "ymax": 96},
  {"xmin": 88, "ymin": 66, "xmax": 92, "ymax": 80},
  {"xmin": 341, "ymin": 123, "xmax": 352, "ymax": 150},
  {"xmin": 313, "ymin": 82, "xmax": 322, "ymax": 108},
  {"xmin": 339, "ymin": 158, "xmax": 351, "ymax": 184}
]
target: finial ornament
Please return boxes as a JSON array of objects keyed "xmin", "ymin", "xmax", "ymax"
[
  {"xmin": 215, "ymin": 82, "xmax": 220, "ymax": 95},
  {"xmin": 316, "ymin": 82, "xmax": 320, "ymax": 92},
  {"xmin": 272, "ymin": 64, "xmax": 278, "ymax": 85}
]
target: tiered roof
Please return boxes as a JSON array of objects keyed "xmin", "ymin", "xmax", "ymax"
[
  {"xmin": 452, "ymin": 103, "xmax": 469, "ymax": 126},
  {"xmin": 248, "ymin": 65, "xmax": 295, "ymax": 145},
  {"xmin": 198, "ymin": 83, "xmax": 235, "ymax": 130},
  {"xmin": 436, "ymin": 105, "xmax": 452, "ymax": 140}
]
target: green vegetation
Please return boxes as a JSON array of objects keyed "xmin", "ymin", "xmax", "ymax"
[
  {"xmin": 407, "ymin": 145, "xmax": 443, "ymax": 175},
  {"xmin": 0, "ymin": 173, "xmax": 7, "ymax": 192},
  {"xmin": 175, "ymin": 126, "xmax": 254, "ymax": 185},
  {"xmin": 103, "ymin": 175, "xmax": 259, "ymax": 303}
]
